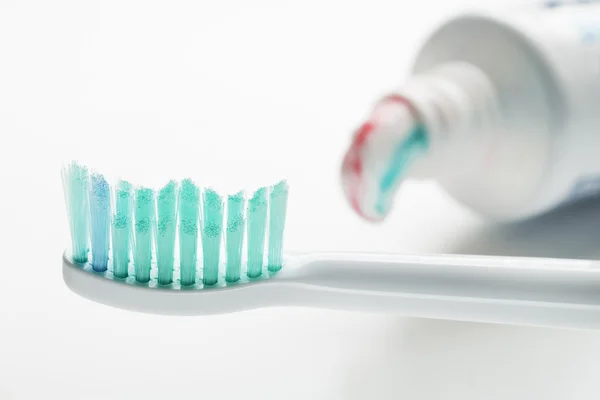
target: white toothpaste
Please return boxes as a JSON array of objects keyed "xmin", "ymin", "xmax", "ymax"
[{"xmin": 341, "ymin": 1, "xmax": 600, "ymax": 222}]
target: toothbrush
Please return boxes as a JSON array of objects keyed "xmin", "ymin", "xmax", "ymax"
[{"xmin": 62, "ymin": 162, "xmax": 600, "ymax": 330}]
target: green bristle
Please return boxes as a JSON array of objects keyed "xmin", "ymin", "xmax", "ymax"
[
  {"xmin": 225, "ymin": 191, "xmax": 245, "ymax": 283},
  {"xmin": 89, "ymin": 173, "xmax": 111, "ymax": 271},
  {"xmin": 112, "ymin": 180, "xmax": 133, "ymax": 279},
  {"xmin": 179, "ymin": 179, "xmax": 200, "ymax": 286},
  {"xmin": 62, "ymin": 162, "xmax": 90, "ymax": 263},
  {"xmin": 246, "ymin": 187, "xmax": 268, "ymax": 278},
  {"xmin": 201, "ymin": 188, "xmax": 223, "ymax": 286},
  {"xmin": 267, "ymin": 180, "xmax": 288, "ymax": 272},
  {"xmin": 156, "ymin": 180, "xmax": 178, "ymax": 285},
  {"xmin": 133, "ymin": 187, "xmax": 155, "ymax": 283}
]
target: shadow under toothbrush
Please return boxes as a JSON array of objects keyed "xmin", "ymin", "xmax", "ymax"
[
  {"xmin": 340, "ymin": 317, "xmax": 600, "ymax": 400},
  {"xmin": 450, "ymin": 196, "xmax": 600, "ymax": 260}
]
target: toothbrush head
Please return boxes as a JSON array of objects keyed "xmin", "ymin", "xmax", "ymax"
[
  {"xmin": 341, "ymin": 95, "xmax": 428, "ymax": 222},
  {"xmin": 61, "ymin": 251, "xmax": 293, "ymax": 315},
  {"xmin": 61, "ymin": 162, "xmax": 289, "ymax": 314}
]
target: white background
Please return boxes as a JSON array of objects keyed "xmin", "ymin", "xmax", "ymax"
[{"xmin": 3, "ymin": 0, "xmax": 600, "ymax": 399}]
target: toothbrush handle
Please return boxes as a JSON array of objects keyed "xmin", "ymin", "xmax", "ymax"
[{"xmin": 283, "ymin": 253, "xmax": 600, "ymax": 330}]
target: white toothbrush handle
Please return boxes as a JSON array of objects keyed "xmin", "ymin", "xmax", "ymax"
[
  {"xmin": 63, "ymin": 252, "xmax": 600, "ymax": 330},
  {"xmin": 280, "ymin": 253, "xmax": 600, "ymax": 330}
]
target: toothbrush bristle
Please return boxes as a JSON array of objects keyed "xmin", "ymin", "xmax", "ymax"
[
  {"xmin": 134, "ymin": 187, "xmax": 155, "ymax": 283},
  {"xmin": 62, "ymin": 162, "xmax": 289, "ymax": 289},
  {"xmin": 268, "ymin": 180, "xmax": 289, "ymax": 272},
  {"xmin": 89, "ymin": 172, "xmax": 111, "ymax": 271},
  {"xmin": 201, "ymin": 188, "xmax": 224, "ymax": 286},
  {"xmin": 156, "ymin": 180, "xmax": 178, "ymax": 285},
  {"xmin": 246, "ymin": 187, "xmax": 268, "ymax": 279},
  {"xmin": 112, "ymin": 181, "xmax": 133, "ymax": 279},
  {"xmin": 62, "ymin": 162, "xmax": 90, "ymax": 263},
  {"xmin": 225, "ymin": 191, "xmax": 245, "ymax": 283},
  {"xmin": 178, "ymin": 179, "xmax": 200, "ymax": 286}
]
